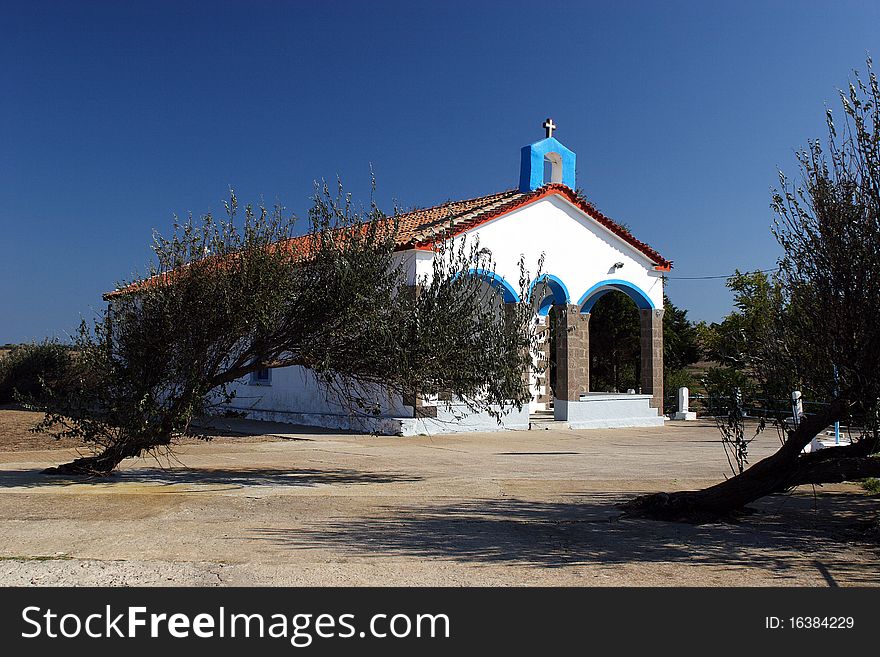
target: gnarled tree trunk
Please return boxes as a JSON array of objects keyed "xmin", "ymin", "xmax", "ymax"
[
  {"xmin": 43, "ymin": 433, "xmax": 173, "ymax": 476},
  {"xmin": 622, "ymin": 400, "xmax": 880, "ymax": 521}
]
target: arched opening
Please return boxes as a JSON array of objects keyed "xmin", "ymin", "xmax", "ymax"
[
  {"xmin": 542, "ymin": 151, "xmax": 563, "ymax": 185},
  {"xmin": 528, "ymin": 275, "xmax": 570, "ymax": 413},
  {"xmin": 578, "ymin": 279, "xmax": 654, "ymax": 314},
  {"xmin": 406, "ymin": 268, "xmax": 519, "ymax": 419},
  {"xmin": 464, "ymin": 269, "xmax": 519, "ymax": 304},
  {"xmin": 569, "ymin": 279, "xmax": 664, "ymax": 410},
  {"xmin": 587, "ymin": 291, "xmax": 641, "ymax": 393}
]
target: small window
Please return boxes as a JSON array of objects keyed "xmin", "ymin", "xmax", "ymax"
[{"xmin": 250, "ymin": 368, "xmax": 272, "ymax": 385}]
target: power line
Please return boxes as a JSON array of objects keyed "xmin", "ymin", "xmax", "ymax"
[{"xmin": 664, "ymin": 268, "xmax": 776, "ymax": 280}]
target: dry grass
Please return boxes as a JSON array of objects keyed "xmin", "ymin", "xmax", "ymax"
[
  {"xmin": 0, "ymin": 406, "xmax": 84, "ymax": 451},
  {"xmin": 0, "ymin": 407, "xmax": 288, "ymax": 453}
]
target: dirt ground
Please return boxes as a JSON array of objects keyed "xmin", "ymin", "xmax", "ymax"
[{"xmin": 0, "ymin": 407, "xmax": 877, "ymax": 587}]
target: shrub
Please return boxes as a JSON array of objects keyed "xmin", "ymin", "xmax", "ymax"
[
  {"xmin": 702, "ymin": 366, "xmax": 757, "ymax": 408},
  {"xmin": 0, "ymin": 341, "xmax": 74, "ymax": 404}
]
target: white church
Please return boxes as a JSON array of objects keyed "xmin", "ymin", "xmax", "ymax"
[{"xmin": 227, "ymin": 121, "xmax": 671, "ymax": 435}]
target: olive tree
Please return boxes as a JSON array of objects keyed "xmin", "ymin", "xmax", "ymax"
[
  {"xmin": 34, "ymin": 182, "xmax": 537, "ymax": 475},
  {"xmin": 625, "ymin": 59, "xmax": 880, "ymax": 520}
]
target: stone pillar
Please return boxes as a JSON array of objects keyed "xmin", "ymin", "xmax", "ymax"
[
  {"xmin": 639, "ymin": 308, "xmax": 664, "ymax": 410},
  {"xmin": 531, "ymin": 315, "xmax": 552, "ymax": 408},
  {"xmin": 553, "ymin": 305, "xmax": 590, "ymax": 402},
  {"xmin": 404, "ymin": 283, "xmax": 437, "ymax": 418},
  {"xmin": 403, "ymin": 392, "xmax": 437, "ymax": 418},
  {"xmin": 504, "ymin": 302, "xmax": 531, "ymax": 392}
]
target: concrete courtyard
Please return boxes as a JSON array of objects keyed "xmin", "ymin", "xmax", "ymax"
[{"xmin": 0, "ymin": 413, "xmax": 878, "ymax": 586}]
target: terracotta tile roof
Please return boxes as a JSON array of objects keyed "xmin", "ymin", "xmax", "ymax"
[
  {"xmin": 104, "ymin": 224, "xmax": 390, "ymax": 300},
  {"xmin": 394, "ymin": 189, "xmax": 523, "ymax": 245},
  {"xmin": 391, "ymin": 183, "xmax": 671, "ymax": 269},
  {"xmin": 105, "ymin": 184, "xmax": 670, "ymax": 299}
]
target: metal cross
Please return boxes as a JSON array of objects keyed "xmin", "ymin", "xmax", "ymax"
[{"xmin": 543, "ymin": 118, "xmax": 557, "ymax": 138}]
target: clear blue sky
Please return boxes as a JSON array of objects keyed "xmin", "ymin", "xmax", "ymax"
[{"xmin": 2, "ymin": 1, "xmax": 878, "ymax": 343}]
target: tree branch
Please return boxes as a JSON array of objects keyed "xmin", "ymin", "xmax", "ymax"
[
  {"xmin": 778, "ymin": 398, "xmax": 849, "ymax": 458},
  {"xmin": 789, "ymin": 456, "xmax": 880, "ymax": 486}
]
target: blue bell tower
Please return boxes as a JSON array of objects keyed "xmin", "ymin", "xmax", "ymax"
[{"xmin": 519, "ymin": 118, "xmax": 577, "ymax": 192}]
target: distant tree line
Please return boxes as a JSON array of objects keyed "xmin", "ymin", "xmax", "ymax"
[
  {"xmin": 585, "ymin": 291, "xmax": 700, "ymax": 401},
  {"xmin": 0, "ymin": 341, "xmax": 74, "ymax": 404}
]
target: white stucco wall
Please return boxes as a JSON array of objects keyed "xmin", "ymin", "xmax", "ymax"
[
  {"xmin": 224, "ymin": 192, "xmax": 665, "ymax": 434},
  {"xmin": 223, "ymin": 366, "xmax": 528, "ymax": 435},
  {"xmin": 225, "ymin": 366, "xmax": 409, "ymax": 422},
  {"xmin": 399, "ymin": 194, "xmax": 664, "ymax": 311}
]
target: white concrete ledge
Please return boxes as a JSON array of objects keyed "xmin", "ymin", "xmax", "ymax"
[
  {"xmin": 224, "ymin": 402, "xmax": 530, "ymax": 436},
  {"xmin": 398, "ymin": 404, "xmax": 530, "ymax": 436},
  {"xmin": 554, "ymin": 395, "xmax": 665, "ymax": 429},
  {"xmin": 223, "ymin": 407, "xmax": 404, "ymax": 434}
]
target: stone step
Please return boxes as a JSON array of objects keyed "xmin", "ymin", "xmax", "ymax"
[
  {"xmin": 529, "ymin": 418, "xmax": 570, "ymax": 431},
  {"xmin": 554, "ymin": 394, "xmax": 665, "ymax": 429}
]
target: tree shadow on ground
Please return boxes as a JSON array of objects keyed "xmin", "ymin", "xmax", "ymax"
[
  {"xmin": 192, "ymin": 417, "xmax": 363, "ymax": 438},
  {"xmin": 252, "ymin": 492, "xmax": 880, "ymax": 583},
  {"xmin": 186, "ymin": 427, "xmax": 308, "ymax": 441},
  {"xmin": 0, "ymin": 467, "xmax": 421, "ymax": 489}
]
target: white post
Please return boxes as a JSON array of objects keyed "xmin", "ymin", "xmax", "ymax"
[
  {"xmin": 672, "ymin": 386, "xmax": 696, "ymax": 420},
  {"xmin": 791, "ymin": 390, "xmax": 803, "ymax": 427}
]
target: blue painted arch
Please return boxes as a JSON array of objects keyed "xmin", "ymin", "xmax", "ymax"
[
  {"xmin": 463, "ymin": 268, "xmax": 520, "ymax": 303},
  {"xmin": 577, "ymin": 279, "xmax": 655, "ymax": 313},
  {"xmin": 528, "ymin": 274, "xmax": 571, "ymax": 317}
]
